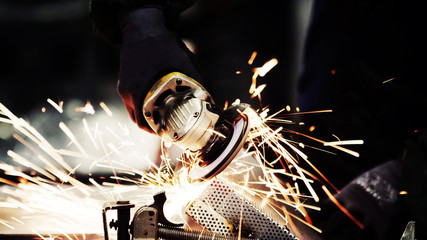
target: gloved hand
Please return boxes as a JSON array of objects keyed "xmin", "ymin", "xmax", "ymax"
[
  {"xmin": 90, "ymin": 0, "xmax": 202, "ymax": 133},
  {"xmin": 117, "ymin": 7, "xmax": 204, "ymax": 133}
]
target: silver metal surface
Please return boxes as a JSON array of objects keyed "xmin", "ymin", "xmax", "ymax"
[
  {"xmin": 142, "ymin": 72, "xmax": 220, "ymax": 152},
  {"xmin": 166, "ymin": 96, "xmax": 219, "ymax": 151},
  {"xmin": 185, "ymin": 179, "xmax": 298, "ymax": 240}
]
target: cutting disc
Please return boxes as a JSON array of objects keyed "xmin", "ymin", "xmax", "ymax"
[{"xmin": 189, "ymin": 113, "xmax": 250, "ymax": 180}]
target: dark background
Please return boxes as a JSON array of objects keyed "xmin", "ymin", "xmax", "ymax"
[{"xmin": 1, "ymin": 0, "xmax": 427, "ymax": 239}]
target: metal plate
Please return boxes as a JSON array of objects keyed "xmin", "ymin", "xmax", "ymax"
[{"xmin": 186, "ymin": 179, "xmax": 298, "ymax": 240}]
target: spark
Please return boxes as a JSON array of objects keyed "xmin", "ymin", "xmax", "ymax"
[
  {"xmin": 251, "ymin": 84, "xmax": 267, "ymax": 100},
  {"xmin": 82, "ymin": 118, "xmax": 99, "ymax": 150},
  {"xmin": 399, "ymin": 191, "xmax": 408, "ymax": 195},
  {"xmin": 206, "ymin": 129, "xmax": 226, "ymax": 138},
  {"xmin": 0, "ymin": 219, "xmax": 15, "ymax": 230},
  {"xmin": 324, "ymin": 140, "xmax": 364, "ymax": 146},
  {"xmin": 75, "ymin": 101, "xmax": 95, "ymax": 115},
  {"xmin": 0, "ymin": 177, "xmax": 18, "ymax": 186},
  {"xmin": 11, "ymin": 217, "xmax": 24, "ymax": 224},
  {"xmin": 32, "ymin": 230, "xmax": 47, "ymax": 240},
  {"xmin": 47, "ymin": 98, "xmax": 64, "ymax": 113},
  {"xmin": 382, "ymin": 77, "xmax": 396, "ymax": 84},
  {"xmin": 249, "ymin": 58, "xmax": 277, "ymax": 101},
  {"xmin": 284, "ymin": 129, "xmax": 360, "ymax": 157},
  {"xmin": 281, "ymin": 109, "xmax": 333, "ymax": 116},
  {"xmin": 59, "ymin": 121, "xmax": 89, "ymax": 157},
  {"xmin": 322, "ymin": 185, "xmax": 364, "ymax": 229},
  {"xmin": 1, "ymin": 64, "xmax": 362, "ymax": 239},
  {"xmin": 258, "ymin": 58, "xmax": 278, "ymax": 77},
  {"xmin": 99, "ymin": 102, "xmax": 113, "ymax": 117},
  {"xmin": 248, "ymin": 51, "xmax": 257, "ymax": 65},
  {"xmin": 7, "ymin": 150, "xmax": 56, "ymax": 181}
]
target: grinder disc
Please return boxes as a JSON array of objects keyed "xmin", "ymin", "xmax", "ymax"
[{"xmin": 189, "ymin": 113, "xmax": 250, "ymax": 180}]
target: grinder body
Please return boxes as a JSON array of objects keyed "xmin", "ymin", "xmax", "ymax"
[{"xmin": 142, "ymin": 72, "xmax": 250, "ymax": 180}]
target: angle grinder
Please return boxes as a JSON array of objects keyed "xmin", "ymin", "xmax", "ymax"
[{"xmin": 142, "ymin": 72, "xmax": 250, "ymax": 180}]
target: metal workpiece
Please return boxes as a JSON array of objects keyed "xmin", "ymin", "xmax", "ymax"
[
  {"xmin": 132, "ymin": 207, "xmax": 158, "ymax": 240},
  {"xmin": 131, "ymin": 205, "xmax": 256, "ymax": 240},
  {"xmin": 103, "ymin": 192, "xmax": 261, "ymax": 240},
  {"xmin": 185, "ymin": 179, "xmax": 299, "ymax": 240}
]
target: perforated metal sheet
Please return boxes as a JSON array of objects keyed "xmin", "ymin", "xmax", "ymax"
[{"xmin": 186, "ymin": 179, "xmax": 298, "ymax": 240}]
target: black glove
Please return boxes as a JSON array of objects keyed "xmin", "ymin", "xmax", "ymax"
[
  {"xmin": 117, "ymin": 7, "xmax": 204, "ymax": 132},
  {"xmin": 90, "ymin": 0, "xmax": 203, "ymax": 133}
]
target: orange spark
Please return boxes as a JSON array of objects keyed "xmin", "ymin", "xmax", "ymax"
[
  {"xmin": 248, "ymin": 51, "xmax": 257, "ymax": 65},
  {"xmin": 223, "ymin": 101, "xmax": 229, "ymax": 110},
  {"xmin": 322, "ymin": 185, "xmax": 364, "ymax": 229},
  {"xmin": 0, "ymin": 177, "xmax": 18, "ymax": 186},
  {"xmin": 399, "ymin": 191, "xmax": 408, "ymax": 195},
  {"xmin": 309, "ymin": 126, "xmax": 315, "ymax": 132}
]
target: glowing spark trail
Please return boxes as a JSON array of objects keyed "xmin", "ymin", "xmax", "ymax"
[
  {"xmin": 248, "ymin": 51, "xmax": 257, "ymax": 65},
  {"xmin": 322, "ymin": 185, "xmax": 364, "ymax": 229},
  {"xmin": 257, "ymin": 58, "xmax": 278, "ymax": 77},
  {"xmin": 47, "ymin": 98, "xmax": 64, "ymax": 113}
]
